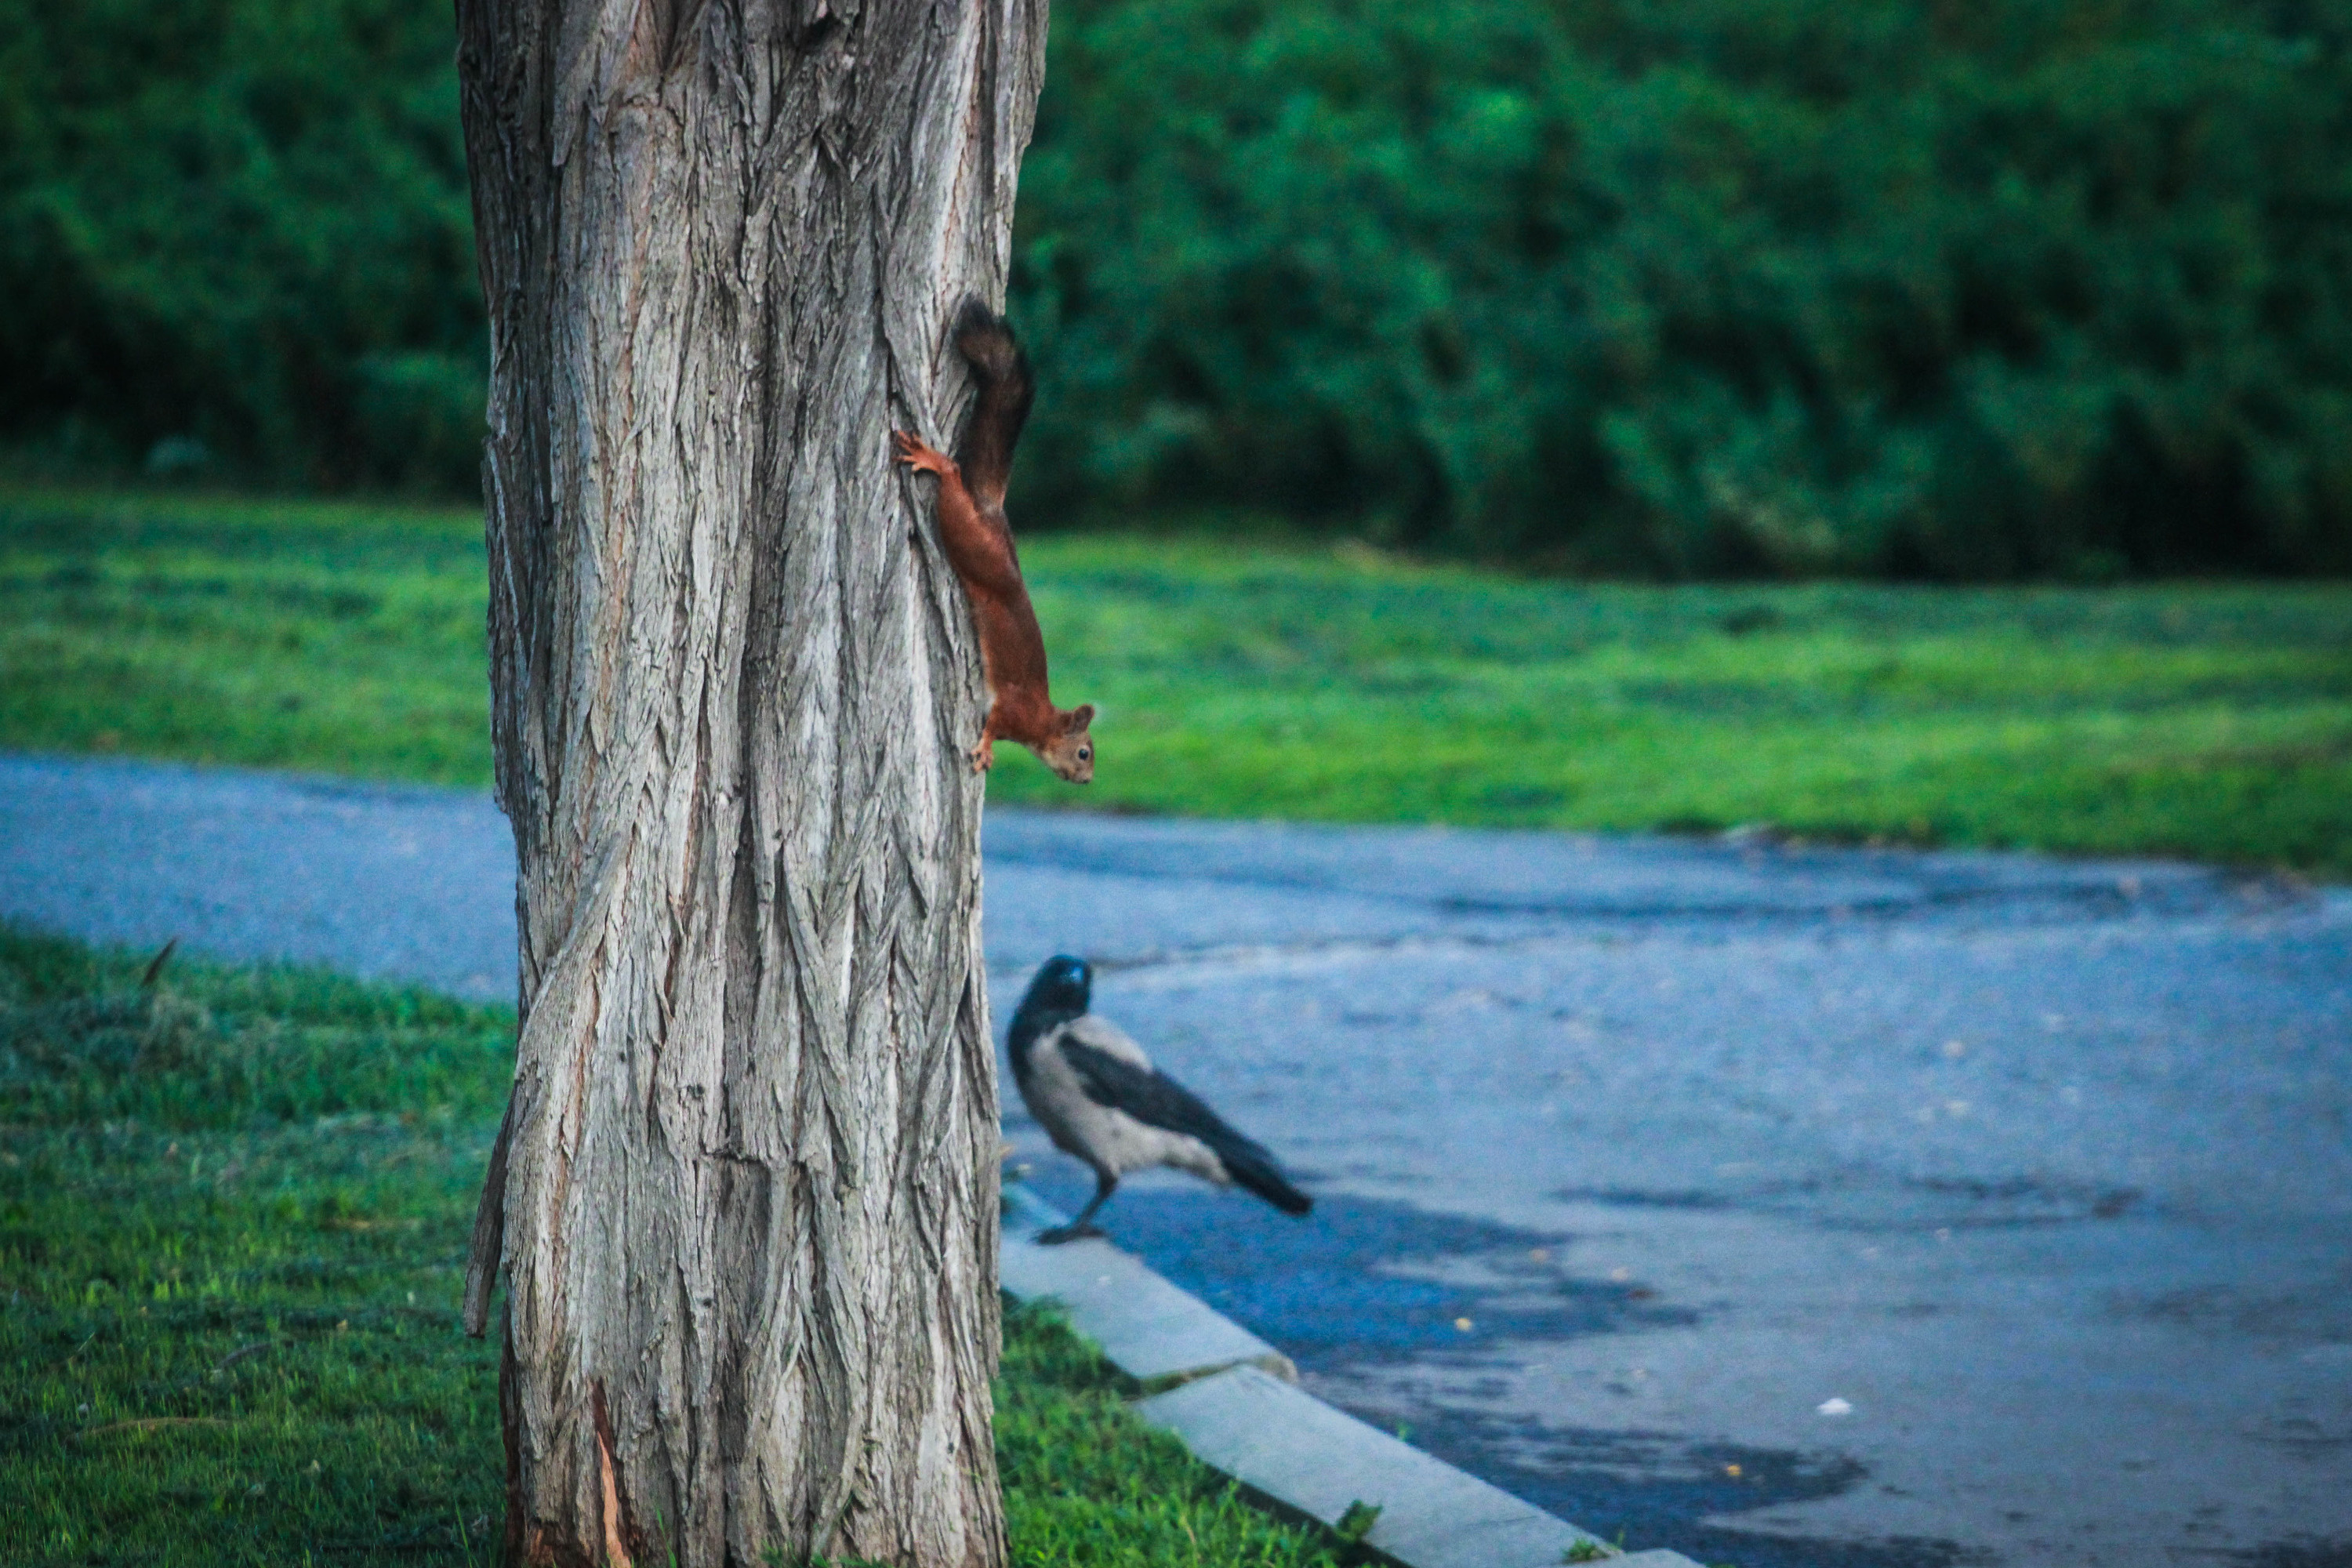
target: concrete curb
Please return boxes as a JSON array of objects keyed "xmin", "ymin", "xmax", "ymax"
[
  {"xmin": 1001, "ymin": 1183, "xmax": 1703, "ymax": 1568},
  {"xmin": 1001, "ymin": 1185, "xmax": 1297, "ymax": 1386}
]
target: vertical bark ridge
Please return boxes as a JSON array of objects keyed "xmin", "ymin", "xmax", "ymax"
[{"xmin": 459, "ymin": 0, "xmax": 1046, "ymax": 1560}]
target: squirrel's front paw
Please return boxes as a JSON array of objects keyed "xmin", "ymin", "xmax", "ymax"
[
  {"xmin": 968, "ymin": 737, "xmax": 996, "ymax": 774},
  {"xmin": 893, "ymin": 430, "xmax": 951, "ymax": 476}
]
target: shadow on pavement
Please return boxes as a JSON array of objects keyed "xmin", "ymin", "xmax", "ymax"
[{"xmin": 1024, "ymin": 1173, "xmax": 1983, "ymax": 1568}]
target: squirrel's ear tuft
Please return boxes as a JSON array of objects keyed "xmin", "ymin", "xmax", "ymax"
[{"xmin": 1065, "ymin": 704, "xmax": 1095, "ymax": 733}]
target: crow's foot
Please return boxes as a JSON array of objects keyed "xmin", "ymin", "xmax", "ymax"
[{"xmin": 1035, "ymin": 1222, "xmax": 1105, "ymax": 1246}]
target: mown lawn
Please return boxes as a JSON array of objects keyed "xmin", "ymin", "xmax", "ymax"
[
  {"xmin": 0, "ymin": 924, "xmax": 1341, "ymax": 1566},
  {"xmin": 2, "ymin": 486, "xmax": 2347, "ymax": 873}
]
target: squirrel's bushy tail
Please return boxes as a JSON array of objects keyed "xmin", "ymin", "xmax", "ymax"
[{"xmin": 952, "ymin": 296, "xmax": 1033, "ymax": 510}]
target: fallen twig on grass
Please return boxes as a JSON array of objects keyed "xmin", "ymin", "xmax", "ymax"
[
  {"xmin": 213, "ymin": 1340, "xmax": 279, "ymax": 1373},
  {"xmin": 140, "ymin": 937, "xmax": 180, "ymax": 989},
  {"xmin": 75, "ymin": 1417, "xmax": 229, "ymax": 1442}
]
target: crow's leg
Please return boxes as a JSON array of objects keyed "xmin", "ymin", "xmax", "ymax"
[{"xmin": 1038, "ymin": 1172, "xmax": 1117, "ymax": 1245}]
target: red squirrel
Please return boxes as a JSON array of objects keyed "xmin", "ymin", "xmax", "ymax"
[{"xmin": 895, "ymin": 299, "xmax": 1095, "ymax": 782}]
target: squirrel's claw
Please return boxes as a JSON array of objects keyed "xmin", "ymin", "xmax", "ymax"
[
  {"xmin": 894, "ymin": 429, "xmax": 954, "ymax": 477},
  {"xmin": 969, "ymin": 735, "xmax": 996, "ymax": 774}
]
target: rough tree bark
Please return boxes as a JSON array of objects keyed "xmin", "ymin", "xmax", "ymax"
[{"xmin": 450, "ymin": 2, "xmax": 1047, "ymax": 1563}]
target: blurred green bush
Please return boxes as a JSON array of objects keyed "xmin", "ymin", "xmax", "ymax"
[
  {"xmin": 1013, "ymin": 0, "xmax": 2352, "ymax": 575},
  {"xmin": 0, "ymin": 0, "xmax": 480, "ymax": 492},
  {"xmin": 5, "ymin": 0, "xmax": 2351, "ymax": 575}
]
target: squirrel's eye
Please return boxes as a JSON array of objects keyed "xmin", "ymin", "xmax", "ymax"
[{"xmin": 1077, "ymin": 747, "xmax": 1091, "ymax": 761}]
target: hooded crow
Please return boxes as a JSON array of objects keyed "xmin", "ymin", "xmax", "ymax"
[{"xmin": 1007, "ymin": 954, "xmax": 1313, "ymax": 1244}]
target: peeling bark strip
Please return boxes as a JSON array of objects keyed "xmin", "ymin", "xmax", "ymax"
[{"xmin": 453, "ymin": 1, "xmax": 1047, "ymax": 1563}]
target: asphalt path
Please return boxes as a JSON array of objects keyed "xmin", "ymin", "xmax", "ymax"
[{"xmin": 4, "ymin": 752, "xmax": 2347, "ymax": 1568}]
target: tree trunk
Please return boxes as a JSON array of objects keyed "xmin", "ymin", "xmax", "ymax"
[{"xmin": 451, "ymin": 2, "xmax": 1046, "ymax": 1563}]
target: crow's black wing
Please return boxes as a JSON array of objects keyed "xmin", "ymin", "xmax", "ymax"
[
  {"xmin": 1054, "ymin": 1031, "xmax": 1312, "ymax": 1216},
  {"xmin": 1054, "ymin": 1033, "xmax": 1222, "ymax": 1140}
]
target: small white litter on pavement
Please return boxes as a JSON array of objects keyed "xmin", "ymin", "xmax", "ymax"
[{"xmin": 1817, "ymin": 1397, "xmax": 1853, "ymax": 1417}]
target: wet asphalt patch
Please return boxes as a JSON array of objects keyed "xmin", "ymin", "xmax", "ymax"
[
  {"xmin": 1018, "ymin": 1174, "xmax": 1695, "ymax": 1362},
  {"xmin": 1023, "ymin": 1170, "xmax": 1971, "ymax": 1568}
]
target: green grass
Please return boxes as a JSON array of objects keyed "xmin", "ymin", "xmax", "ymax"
[
  {"xmin": 3, "ymin": 485, "xmax": 2347, "ymax": 872},
  {"xmin": 0, "ymin": 490, "xmax": 490, "ymax": 785},
  {"xmin": 0, "ymin": 925, "xmax": 1342, "ymax": 1566}
]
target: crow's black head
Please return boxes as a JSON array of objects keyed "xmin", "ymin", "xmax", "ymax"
[
  {"xmin": 1021, "ymin": 954, "xmax": 1091, "ymax": 1014},
  {"xmin": 1007, "ymin": 955, "xmax": 1091, "ymax": 1066}
]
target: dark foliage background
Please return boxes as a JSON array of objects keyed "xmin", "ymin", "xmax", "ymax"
[
  {"xmin": 6, "ymin": 0, "xmax": 2351, "ymax": 575},
  {"xmin": 0, "ymin": 0, "xmax": 479, "ymax": 493}
]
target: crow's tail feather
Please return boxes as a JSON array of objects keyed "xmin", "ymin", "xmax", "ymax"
[
  {"xmin": 951, "ymin": 296, "xmax": 1033, "ymax": 511},
  {"xmin": 1210, "ymin": 1128, "xmax": 1313, "ymax": 1216}
]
